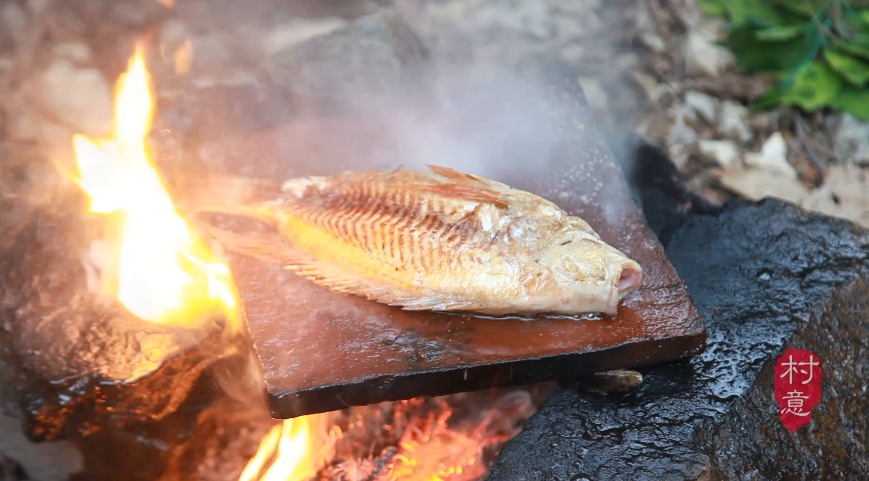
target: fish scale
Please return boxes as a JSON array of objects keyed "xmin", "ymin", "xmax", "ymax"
[{"xmin": 190, "ymin": 165, "xmax": 645, "ymax": 316}]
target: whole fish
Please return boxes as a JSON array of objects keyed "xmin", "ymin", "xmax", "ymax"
[{"xmin": 188, "ymin": 165, "xmax": 643, "ymax": 317}]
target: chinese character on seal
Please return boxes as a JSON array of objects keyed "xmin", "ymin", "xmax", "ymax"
[{"xmin": 774, "ymin": 349, "xmax": 822, "ymax": 433}]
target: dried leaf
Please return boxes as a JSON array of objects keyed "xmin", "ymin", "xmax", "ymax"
[
  {"xmin": 719, "ymin": 164, "xmax": 869, "ymax": 227},
  {"xmin": 718, "ymin": 168, "xmax": 809, "ymax": 203},
  {"xmin": 743, "ymin": 132, "xmax": 796, "ymax": 179}
]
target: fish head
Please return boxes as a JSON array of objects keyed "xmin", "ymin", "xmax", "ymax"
[{"xmin": 541, "ymin": 223, "xmax": 643, "ymax": 317}]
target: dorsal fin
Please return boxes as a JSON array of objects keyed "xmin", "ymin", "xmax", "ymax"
[
  {"xmin": 426, "ymin": 164, "xmax": 478, "ymax": 183},
  {"xmin": 413, "ymin": 183, "xmax": 508, "ymax": 207},
  {"xmin": 417, "ymin": 165, "xmax": 508, "ymax": 207}
]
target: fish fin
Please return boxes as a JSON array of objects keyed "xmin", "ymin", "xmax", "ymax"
[
  {"xmin": 422, "ymin": 165, "xmax": 509, "ymax": 207},
  {"xmin": 426, "ymin": 164, "xmax": 478, "ymax": 183},
  {"xmin": 282, "ymin": 261, "xmax": 476, "ymax": 311},
  {"xmin": 195, "ymin": 221, "xmax": 304, "ymax": 265},
  {"xmin": 411, "ymin": 183, "xmax": 507, "ymax": 208},
  {"xmin": 426, "ymin": 164, "xmax": 505, "ymax": 188}
]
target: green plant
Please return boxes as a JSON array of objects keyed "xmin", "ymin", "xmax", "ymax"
[{"xmin": 698, "ymin": 0, "xmax": 869, "ymax": 119}]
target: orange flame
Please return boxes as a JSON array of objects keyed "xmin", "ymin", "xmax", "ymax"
[
  {"xmin": 239, "ymin": 394, "xmax": 532, "ymax": 481},
  {"xmin": 70, "ymin": 46, "xmax": 238, "ymax": 330},
  {"xmin": 240, "ymin": 415, "xmax": 335, "ymax": 481}
]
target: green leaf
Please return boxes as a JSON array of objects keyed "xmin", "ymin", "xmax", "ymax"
[
  {"xmin": 697, "ymin": 0, "xmax": 728, "ymax": 16},
  {"xmin": 721, "ymin": 26, "xmax": 816, "ymax": 72},
  {"xmin": 771, "ymin": 0, "xmax": 819, "ymax": 19},
  {"xmin": 778, "ymin": 60, "xmax": 844, "ymax": 111},
  {"xmin": 829, "ymin": 83, "xmax": 869, "ymax": 120},
  {"xmin": 751, "ymin": 83, "xmax": 786, "ymax": 113},
  {"xmin": 834, "ymin": 34, "xmax": 869, "ymax": 62},
  {"xmin": 824, "ymin": 47, "xmax": 869, "ymax": 86},
  {"xmin": 755, "ymin": 24, "xmax": 807, "ymax": 41},
  {"xmin": 726, "ymin": 0, "xmax": 792, "ymax": 28}
]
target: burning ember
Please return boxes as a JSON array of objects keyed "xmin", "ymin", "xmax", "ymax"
[
  {"xmin": 69, "ymin": 46, "xmax": 237, "ymax": 330},
  {"xmin": 237, "ymin": 393, "xmax": 539, "ymax": 481},
  {"xmin": 61, "ymin": 44, "xmax": 544, "ymax": 481}
]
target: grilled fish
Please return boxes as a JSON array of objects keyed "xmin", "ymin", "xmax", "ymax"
[{"xmin": 188, "ymin": 165, "xmax": 643, "ymax": 317}]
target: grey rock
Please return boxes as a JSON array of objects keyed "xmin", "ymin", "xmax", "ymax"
[
  {"xmin": 831, "ymin": 113, "xmax": 869, "ymax": 166},
  {"xmin": 38, "ymin": 58, "xmax": 113, "ymax": 137},
  {"xmin": 682, "ymin": 29, "xmax": 735, "ymax": 77},
  {"xmin": 260, "ymin": 17, "xmax": 349, "ymax": 57},
  {"xmin": 1, "ymin": 2, "xmax": 28, "ymax": 46},
  {"xmin": 0, "ymin": 196, "xmax": 237, "ymax": 442},
  {"xmin": 266, "ymin": 9, "xmax": 428, "ymax": 110},
  {"xmin": 699, "ymin": 139, "xmax": 740, "ymax": 170},
  {"xmin": 0, "ymin": 414, "xmax": 82, "ymax": 481},
  {"xmin": 51, "ymin": 42, "xmax": 92, "ymax": 63},
  {"xmin": 665, "ymin": 104, "xmax": 699, "ymax": 169},
  {"xmin": 718, "ymin": 99, "xmax": 752, "ymax": 143},
  {"xmin": 684, "ymin": 90, "xmax": 718, "ymax": 124},
  {"xmin": 580, "ymin": 370, "xmax": 644, "ymax": 394}
]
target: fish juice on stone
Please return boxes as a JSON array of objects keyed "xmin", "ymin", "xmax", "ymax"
[{"xmin": 190, "ymin": 165, "xmax": 643, "ymax": 317}]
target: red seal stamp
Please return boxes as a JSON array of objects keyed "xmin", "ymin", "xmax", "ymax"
[{"xmin": 774, "ymin": 349, "xmax": 821, "ymax": 433}]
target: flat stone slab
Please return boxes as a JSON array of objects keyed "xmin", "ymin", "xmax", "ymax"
[
  {"xmin": 487, "ymin": 139, "xmax": 869, "ymax": 481},
  {"xmin": 191, "ymin": 72, "xmax": 706, "ymax": 418}
]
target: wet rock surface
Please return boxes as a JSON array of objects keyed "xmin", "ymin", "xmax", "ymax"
[
  {"xmin": 0, "ymin": 191, "xmax": 238, "ymax": 444},
  {"xmin": 488, "ymin": 141, "xmax": 869, "ymax": 480}
]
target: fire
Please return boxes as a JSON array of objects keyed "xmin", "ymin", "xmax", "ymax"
[
  {"xmin": 62, "ymin": 40, "xmax": 538, "ymax": 481},
  {"xmin": 239, "ymin": 415, "xmax": 332, "ymax": 481},
  {"xmin": 239, "ymin": 392, "xmax": 538, "ymax": 481},
  {"xmin": 70, "ymin": 46, "xmax": 238, "ymax": 330}
]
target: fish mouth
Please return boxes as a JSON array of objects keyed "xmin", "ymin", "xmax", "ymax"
[
  {"xmin": 604, "ymin": 260, "xmax": 644, "ymax": 316},
  {"xmin": 618, "ymin": 261, "xmax": 643, "ymax": 295}
]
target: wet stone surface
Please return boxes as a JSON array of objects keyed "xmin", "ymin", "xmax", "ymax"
[
  {"xmin": 488, "ymin": 141, "xmax": 869, "ymax": 481},
  {"xmin": 0, "ymin": 191, "xmax": 238, "ymax": 444}
]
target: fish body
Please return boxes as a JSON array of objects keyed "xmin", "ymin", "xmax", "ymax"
[{"xmin": 192, "ymin": 165, "xmax": 643, "ymax": 317}]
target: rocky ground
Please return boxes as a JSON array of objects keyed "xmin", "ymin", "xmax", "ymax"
[
  {"xmin": 1, "ymin": 0, "xmax": 868, "ymax": 479},
  {"xmin": 2, "ymin": 0, "xmax": 867, "ymax": 228}
]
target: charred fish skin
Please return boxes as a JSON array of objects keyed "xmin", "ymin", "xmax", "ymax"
[{"xmin": 195, "ymin": 165, "xmax": 643, "ymax": 317}]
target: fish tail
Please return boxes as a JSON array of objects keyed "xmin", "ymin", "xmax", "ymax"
[{"xmin": 173, "ymin": 172, "xmax": 284, "ymax": 219}]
